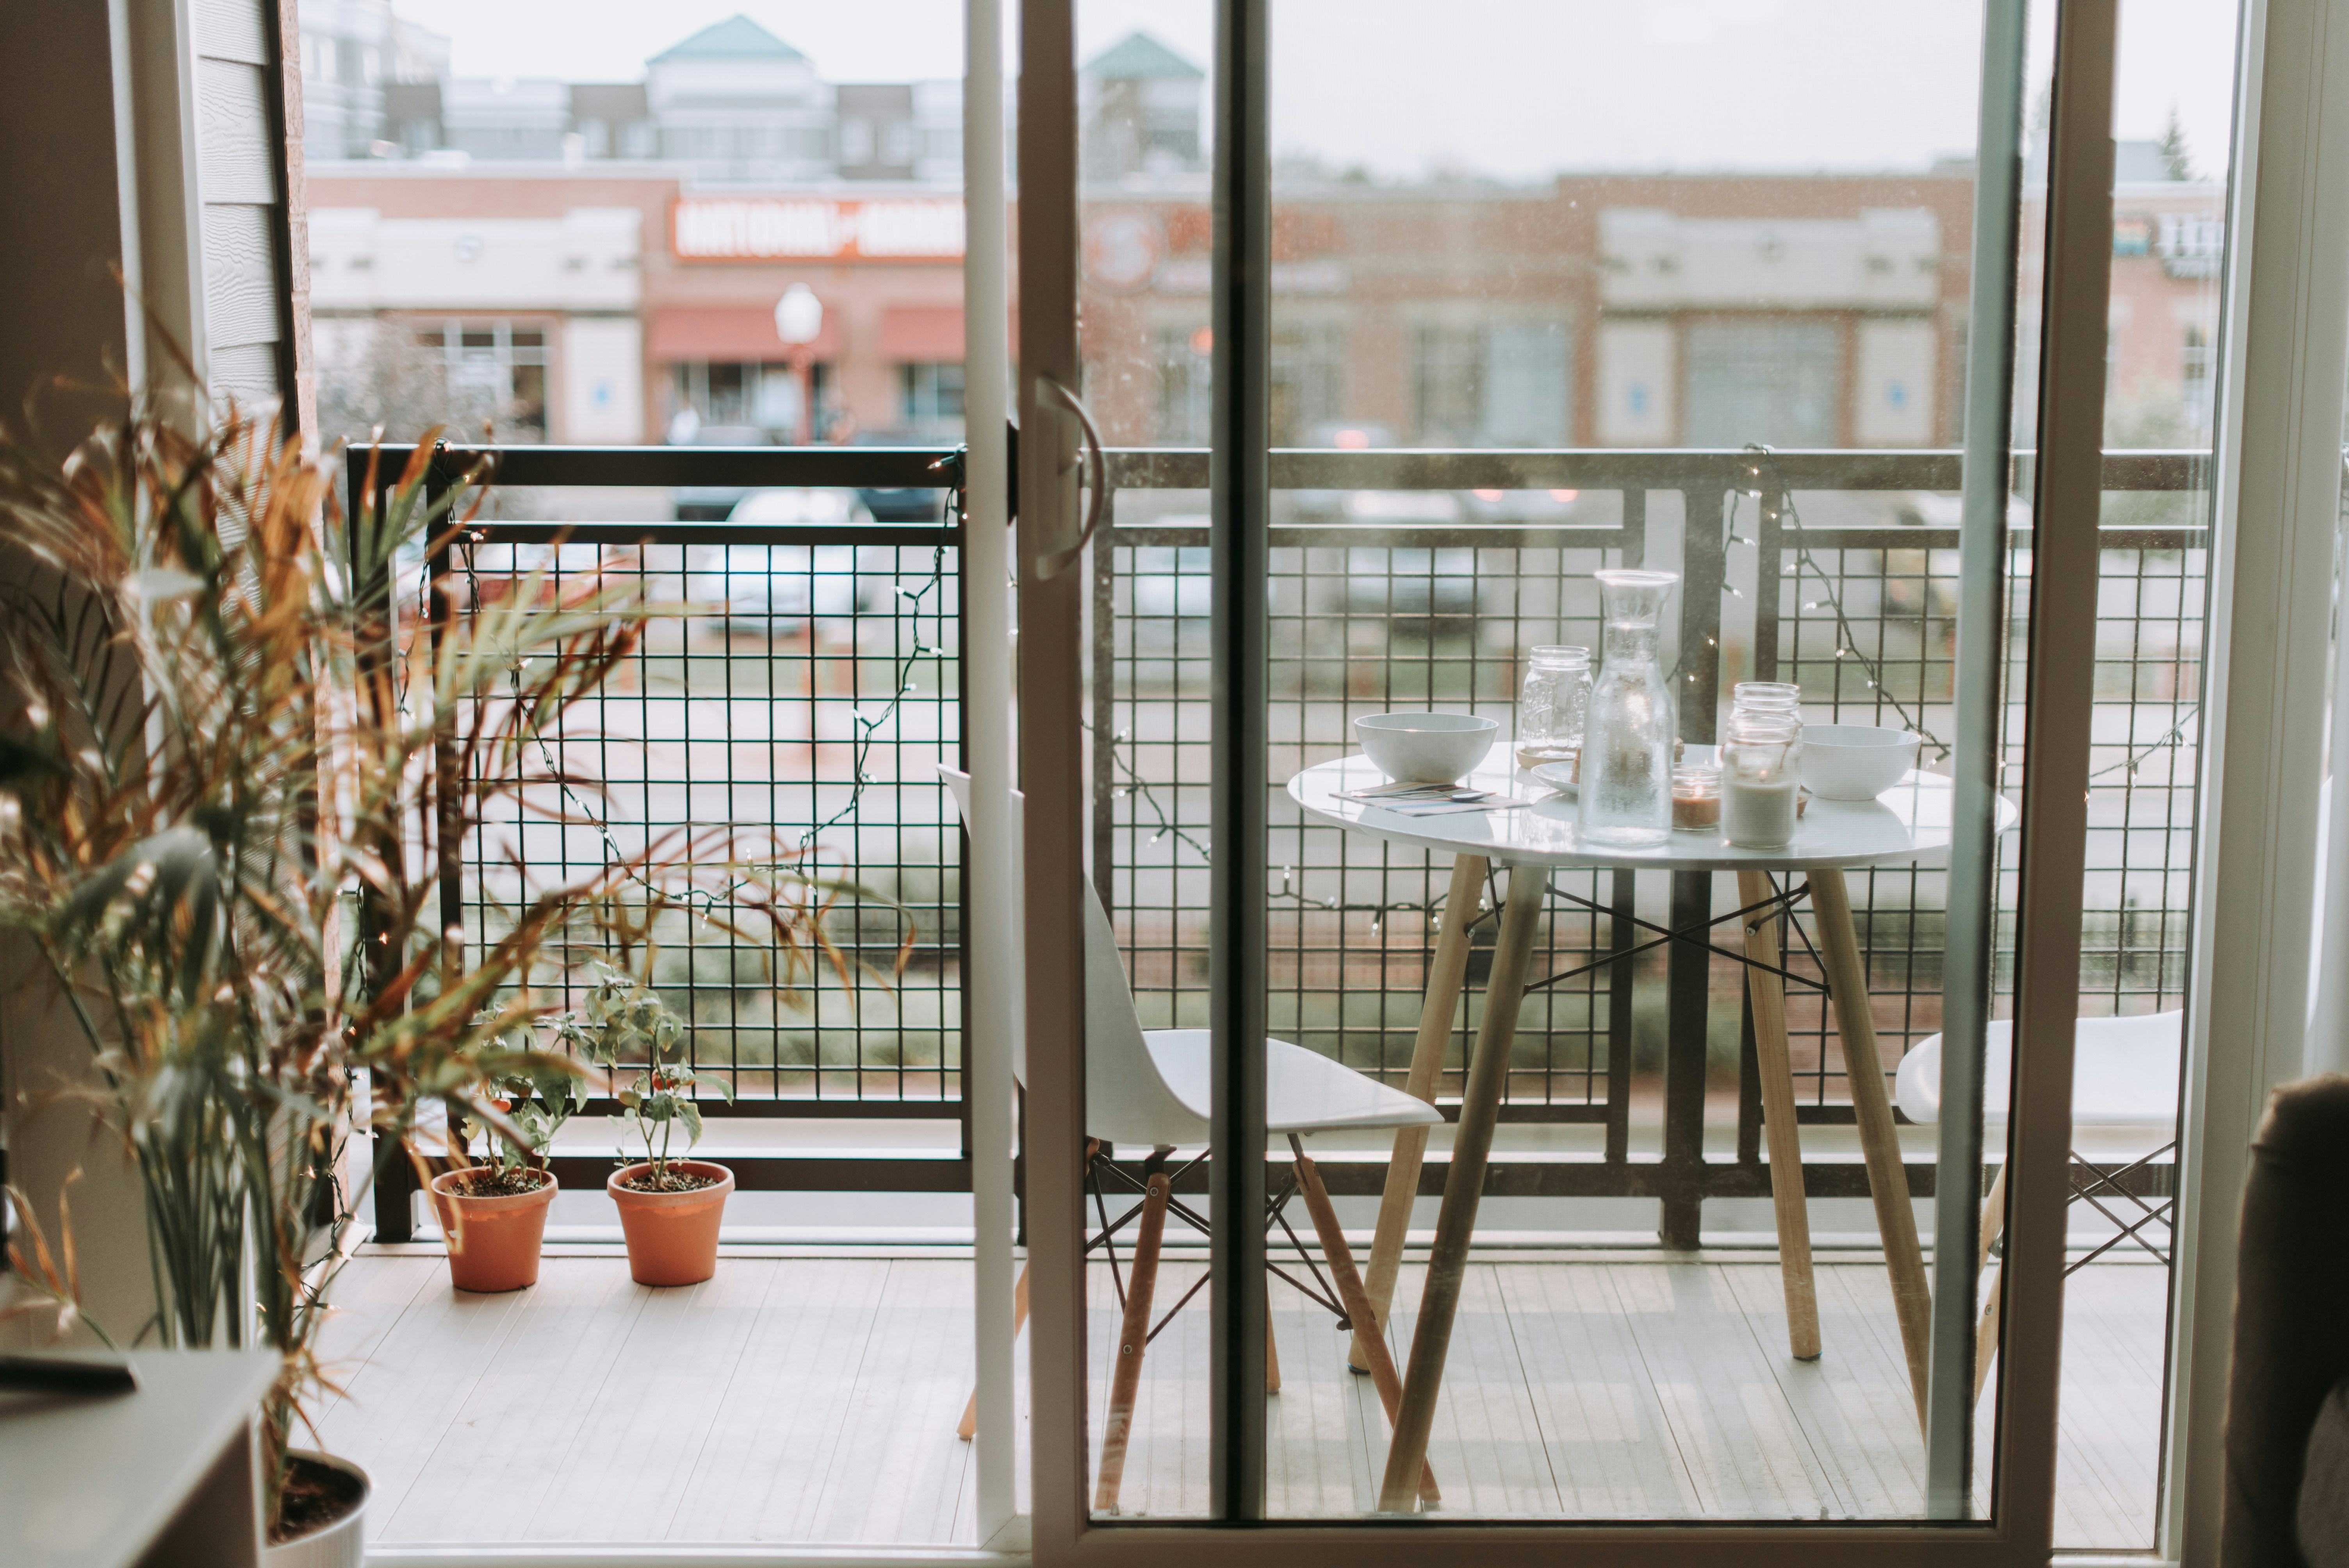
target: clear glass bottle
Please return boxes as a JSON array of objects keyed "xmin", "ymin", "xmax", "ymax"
[
  {"xmin": 1514, "ymin": 644, "xmax": 1591, "ymax": 768},
  {"xmin": 1578, "ymin": 569, "xmax": 1680, "ymax": 847},
  {"xmin": 1720, "ymin": 709, "xmax": 1805, "ymax": 850}
]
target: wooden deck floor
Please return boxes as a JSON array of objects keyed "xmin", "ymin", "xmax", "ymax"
[{"xmin": 316, "ymin": 1251, "xmax": 2165, "ymax": 1549}]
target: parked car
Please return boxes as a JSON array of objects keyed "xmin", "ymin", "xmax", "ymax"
[{"xmin": 687, "ymin": 488, "xmax": 880, "ymax": 636}]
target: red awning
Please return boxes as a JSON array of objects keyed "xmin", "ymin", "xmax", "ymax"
[
  {"xmin": 647, "ymin": 305, "xmax": 844, "ymax": 363},
  {"xmin": 876, "ymin": 305, "xmax": 965, "ymax": 363}
]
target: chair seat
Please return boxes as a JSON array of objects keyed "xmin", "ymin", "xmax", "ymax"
[
  {"xmin": 1141, "ymin": 1030, "xmax": 1445, "ymax": 1137},
  {"xmin": 1895, "ymin": 1010, "xmax": 2183, "ymax": 1129}
]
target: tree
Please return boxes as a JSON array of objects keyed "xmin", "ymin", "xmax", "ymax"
[{"xmin": 2158, "ymin": 105, "xmax": 2194, "ymax": 182}]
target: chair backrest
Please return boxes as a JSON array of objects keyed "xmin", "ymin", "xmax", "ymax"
[{"xmin": 938, "ymin": 766, "xmax": 1210, "ymax": 1148}]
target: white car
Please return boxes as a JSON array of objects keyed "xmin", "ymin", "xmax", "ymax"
[{"xmin": 689, "ymin": 489, "xmax": 880, "ymax": 633}]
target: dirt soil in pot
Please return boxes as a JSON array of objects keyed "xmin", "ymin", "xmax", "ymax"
[
  {"xmin": 617, "ymin": 1168, "xmax": 722, "ymax": 1193},
  {"xmin": 271, "ymin": 1455, "xmax": 367, "ymax": 1544},
  {"xmin": 442, "ymin": 1167, "xmax": 550, "ymax": 1198}
]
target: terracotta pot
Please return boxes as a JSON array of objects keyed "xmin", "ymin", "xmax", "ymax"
[
  {"xmin": 265, "ymin": 1450, "xmax": 369, "ymax": 1567},
  {"xmin": 428, "ymin": 1167, "xmax": 558, "ymax": 1292},
  {"xmin": 608, "ymin": 1160, "xmax": 734, "ymax": 1286}
]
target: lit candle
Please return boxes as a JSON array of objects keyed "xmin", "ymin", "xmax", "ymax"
[{"xmin": 1671, "ymin": 765, "xmax": 1721, "ymax": 832}]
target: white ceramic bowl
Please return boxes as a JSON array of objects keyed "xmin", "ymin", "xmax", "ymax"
[
  {"xmin": 1354, "ymin": 712, "xmax": 1499, "ymax": 784},
  {"xmin": 1800, "ymin": 724, "xmax": 1920, "ymax": 800}
]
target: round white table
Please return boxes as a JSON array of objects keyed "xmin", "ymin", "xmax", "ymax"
[{"xmin": 1286, "ymin": 752, "xmax": 2014, "ymax": 1512}]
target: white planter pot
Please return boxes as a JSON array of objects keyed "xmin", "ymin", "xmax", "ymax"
[{"xmin": 264, "ymin": 1450, "xmax": 369, "ymax": 1568}]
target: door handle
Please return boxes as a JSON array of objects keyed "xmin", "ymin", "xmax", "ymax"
[{"xmin": 1032, "ymin": 374, "xmax": 1109, "ymax": 582}]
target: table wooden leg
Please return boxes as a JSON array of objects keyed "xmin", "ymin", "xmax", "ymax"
[
  {"xmin": 1293, "ymin": 1142, "xmax": 1438, "ymax": 1504},
  {"xmin": 1736, "ymin": 868, "xmax": 1821, "ymax": 1361},
  {"xmin": 1809, "ymin": 867, "xmax": 1932, "ymax": 1431},
  {"xmin": 1376, "ymin": 866, "xmax": 1547, "ymax": 1513},
  {"xmin": 1352, "ymin": 852, "xmax": 1488, "ymax": 1374}
]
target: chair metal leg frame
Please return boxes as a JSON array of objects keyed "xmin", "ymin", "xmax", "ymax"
[
  {"xmin": 2064, "ymin": 1142, "xmax": 2178, "ymax": 1272},
  {"xmin": 1970, "ymin": 1140, "xmax": 2178, "ymax": 1406},
  {"xmin": 1090, "ymin": 1145, "xmax": 1437, "ymax": 1502}
]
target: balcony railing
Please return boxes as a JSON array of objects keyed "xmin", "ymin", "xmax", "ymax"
[{"xmin": 358, "ymin": 444, "xmax": 2206, "ymax": 1243}]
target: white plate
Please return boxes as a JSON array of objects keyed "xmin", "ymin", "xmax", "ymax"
[{"xmin": 1530, "ymin": 761, "xmax": 1578, "ymax": 798}]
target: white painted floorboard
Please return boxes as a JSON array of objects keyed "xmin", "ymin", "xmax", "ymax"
[{"xmin": 321, "ymin": 1252, "xmax": 2164, "ymax": 1548}]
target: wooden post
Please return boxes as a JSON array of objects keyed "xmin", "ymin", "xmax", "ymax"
[
  {"xmin": 1810, "ymin": 867, "xmax": 1933, "ymax": 1430},
  {"xmin": 1352, "ymin": 853, "xmax": 1488, "ymax": 1372},
  {"xmin": 1736, "ymin": 869, "xmax": 1822, "ymax": 1360},
  {"xmin": 1378, "ymin": 868, "xmax": 1547, "ymax": 1511}
]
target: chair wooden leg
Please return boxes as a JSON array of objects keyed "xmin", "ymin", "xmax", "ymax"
[
  {"xmin": 1971, "ymin": 1164, "xmax": 2007, "ymax": 1404},
  {"xmin": 1379, "ymin": 869, "xmax": 1547, "ymax": 1512},
  {"xmin": 1294, "ymin": 1143, "xmax": 1439, "ymax": 1505},
  {"xmin": 1736, "ymin": 869, "xmax": 1821, "ymax": 1361},
  {"xmin": 1265, "ymin": 1285, "xmax": 1281, "ymax": 1394},
  {"xmin": 959, "ymin": 1260, "xmax": 1031, "ymax": 1440},
  {"xmin": 1354, "ymin": 853, "xmax": 1487, "ymax": 1374},
  {"xmin": 1811, "ymin": 867, "xmax": 1932, "ymax": 1433},
  {"xmin": 1093, "ymin": 1168, "xmax": 1170, "ymax": 1514}
]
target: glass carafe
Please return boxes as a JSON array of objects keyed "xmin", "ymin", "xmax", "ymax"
[
  {"xmin": 1578, "ymin": 568, "xmax": 1680, "ymax": 847},
  {"xmin": 1515, "ymin": 645, "xmax": 1591, "ymax": 768}
]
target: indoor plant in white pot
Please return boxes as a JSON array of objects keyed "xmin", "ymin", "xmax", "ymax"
[{"xmin": 0, "ymin": 406, "xmax": 708, "ymax": 1561}]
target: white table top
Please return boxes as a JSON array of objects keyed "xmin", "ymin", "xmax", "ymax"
[
  {"xmin": 1288, "ymin": 752, "xmax": 2016, "ymax": 872},
  {"xmin": 1, "ymin": 1349, "xmax": 276, "ymax": 1568}
]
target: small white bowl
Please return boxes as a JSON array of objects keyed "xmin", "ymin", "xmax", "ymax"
[
  {"xmin": 1800, "ymin": 724, "xmax": 1920, "ymax": 800},
  {"xmin": 1355, "ymin": 712, "xmax": 1499, "ymax": 784}
]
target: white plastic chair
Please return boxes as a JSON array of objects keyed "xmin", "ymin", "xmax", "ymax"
[
  {"xmin": 1895, "ymin": 1009, "xmax": 2182, "ymax": 1399},
  {"xmin": 939, "ymin": 767, "xmax": 1442, "ymax": 1508}
]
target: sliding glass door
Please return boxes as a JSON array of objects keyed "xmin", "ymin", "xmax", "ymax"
[{"xmin": 1015, "ymin": 0, "xmax": 2237, "ymax": 1553}]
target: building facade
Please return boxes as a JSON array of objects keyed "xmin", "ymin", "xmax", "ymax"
[{"xmin": 301, "ymin": 13, "xmax": 2224, "ymax": 458}]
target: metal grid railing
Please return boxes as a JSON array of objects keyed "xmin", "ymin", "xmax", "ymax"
[
  {"xmin": 1089, "ymin": 450, "xmax": 2209, "ymax": 1158},
  {"xmin": 445, "ymin": 533, "xmax": 966, "ymax": 1106}
]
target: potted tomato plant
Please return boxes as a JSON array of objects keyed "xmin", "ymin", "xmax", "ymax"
[
  {"xmin": 429, "ymin": 1018, "xmax": 585, "ymax": 1292},
  {"xmin": 573, "ymin": 964, "xmax": 737, "ymax": 1285}
]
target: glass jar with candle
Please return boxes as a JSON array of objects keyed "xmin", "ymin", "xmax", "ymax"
[
  {"xmin": 1671, "ymin": 764, "xmax": 1722, "ymax": 833},
  {"xmin": 1515, "ymin": 645, "xmax": 1591, "ymax": 768},
  {"xmin": 1720, "ymin": 710, "xmax": 1804, "ymax": 850},
  {"xmin": 1732, "ymin": 680, "xmax": 1802, "ymax": 717}
]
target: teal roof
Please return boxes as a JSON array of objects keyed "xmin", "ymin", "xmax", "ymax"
[
  {"xmin": 1082, "ymin": 31, "xmax": 1204, "ymax": 80},
  {"xmin": 652, "ymin": 14, "xmax": 806, "ymax": 62}
]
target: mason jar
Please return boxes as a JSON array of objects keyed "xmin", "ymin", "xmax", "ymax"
[{"xmin": 1515, "ymin": 644, "xmax": 1592, "ymax": 768}]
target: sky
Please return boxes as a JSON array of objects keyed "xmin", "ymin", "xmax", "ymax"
[{"xmin": 388, "ymin": 0, "xmax": 2244, "ymax": 182}]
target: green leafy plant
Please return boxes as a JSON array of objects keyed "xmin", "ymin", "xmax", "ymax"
[
  {"xmin": 0, "ymin": 394, "xmax": 873, "ymax": 1531},
  {"xmin": 447, "ymin": 1012, "xmax": 588, "ymax": 1190},
  {"xmin": 567, "ymin": 960, "xmax": 734, "ymax": 1188}
]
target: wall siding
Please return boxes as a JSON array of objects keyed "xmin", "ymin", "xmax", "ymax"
[{"xmin": 191, "ymin": 0, "xmax": 291, "ymax": 409}]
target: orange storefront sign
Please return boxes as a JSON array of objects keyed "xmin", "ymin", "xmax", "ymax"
[{"xmin": 671, "ymin": 197, "xmax": 965, "ymax": 262}]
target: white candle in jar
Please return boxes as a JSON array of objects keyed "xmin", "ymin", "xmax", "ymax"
[{"xmin": 1724, "ymin": 775, "xmax": 1799, "ymax": 849}]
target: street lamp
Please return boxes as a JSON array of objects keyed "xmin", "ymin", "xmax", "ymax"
[{"xmin": 773, "ymin": 283, "xmax": 823, "ymax": 444}]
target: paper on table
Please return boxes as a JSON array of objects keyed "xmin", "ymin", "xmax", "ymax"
[{"xmin": 1360, "ymin": 793, "xmax": 1540, "ymax": 817}]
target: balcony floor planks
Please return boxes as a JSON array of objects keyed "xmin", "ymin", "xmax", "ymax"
[{"xmin": 324, "ymin": 1252, "xmax": 2162, "ymax": 1547}]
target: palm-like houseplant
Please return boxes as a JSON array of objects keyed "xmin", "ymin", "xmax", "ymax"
[{"xmin": 0, "ymin": 400, "xmax": 866, "ymax": 1542}]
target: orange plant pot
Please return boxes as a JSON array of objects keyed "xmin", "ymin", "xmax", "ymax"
[
  {"xmin": 428, "ymin": 1168, "xmax": 558, "ymax": 1293},
  {"xmin": 608, "ymin": 1160, "xmax": 734, "ymax": 1286}
]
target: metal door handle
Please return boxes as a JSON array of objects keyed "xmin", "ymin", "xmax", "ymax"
[{"xmin": 1033, "ymin": 374, "xmax": 1108, "ymax": 581}]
